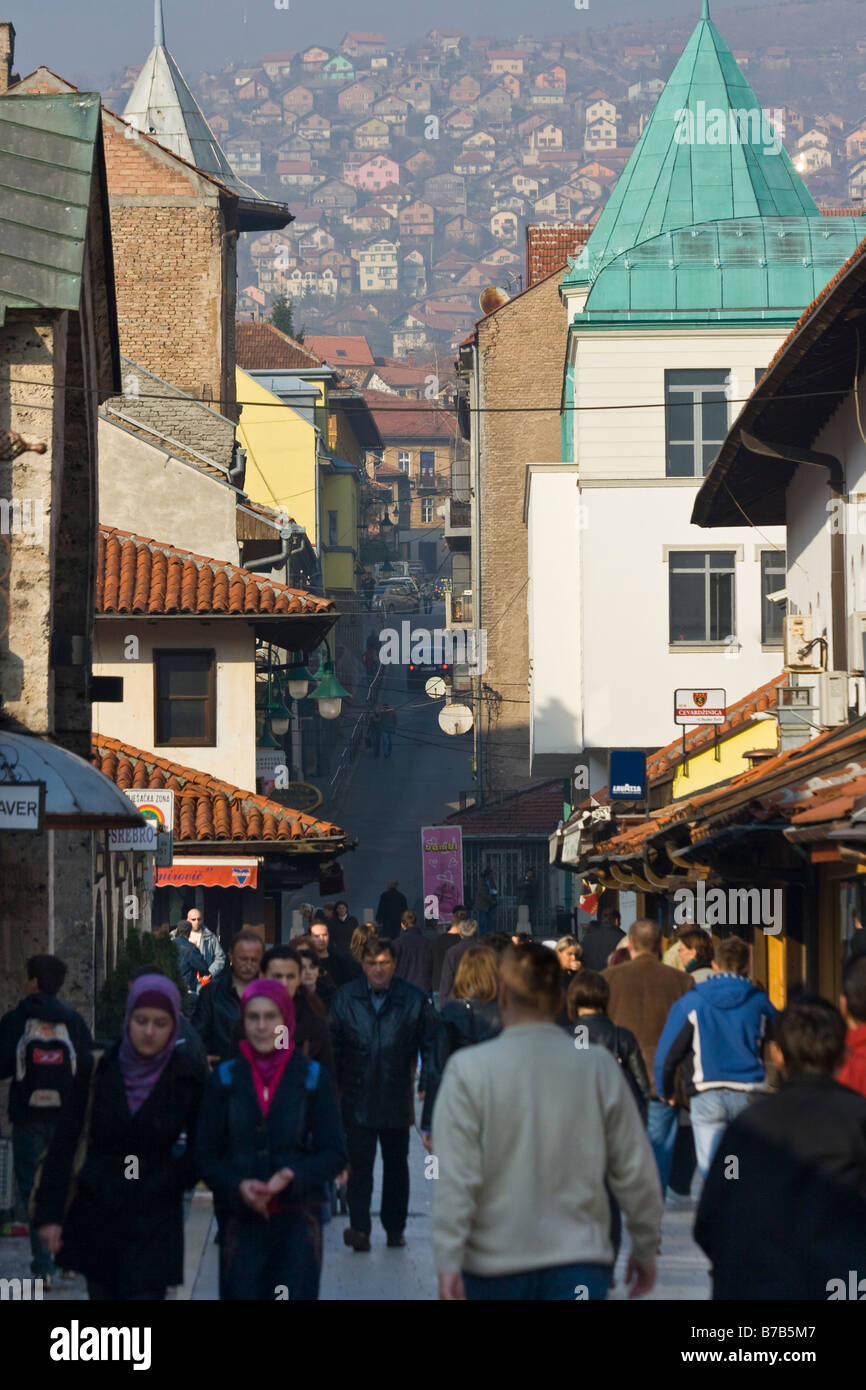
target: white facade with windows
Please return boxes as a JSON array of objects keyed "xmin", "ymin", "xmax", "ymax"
[{"xmin": 526, "ymin": 326, "xmax": 788, "ymax": 781}]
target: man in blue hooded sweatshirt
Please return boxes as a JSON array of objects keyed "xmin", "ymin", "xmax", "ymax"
[{"xmin": 654, "ymin": 934, "xmax": 777, "ymax": 1180}]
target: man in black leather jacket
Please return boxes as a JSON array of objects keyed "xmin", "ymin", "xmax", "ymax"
[
  {"xmin": 566, "ymin": 969, "xmax": 651, "ymax": 1123},
  {"xmin": 330, "ymin": 937, "xmax": 435, "ymax": 1251},
  {"xmin": 192, "ymin": 931, "xmax": 263, "ymax": 1062}
]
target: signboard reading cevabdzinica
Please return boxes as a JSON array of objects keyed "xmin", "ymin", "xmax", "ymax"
[{"xmin": 674, "ymin": 688, "xmax": 726, "ymax": 726}]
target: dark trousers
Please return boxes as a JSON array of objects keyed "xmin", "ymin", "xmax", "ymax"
[
  {"xmin": 220, "ymin": 1207, "xmax": 323, "ymax": 1301},
  {"xmin": 88, "ymin": 1280, "xmax": 166, "ymax": 1301},
  {"xmin": 463, "ymin": 1261, "xmax": 611, "ymax": 1301},
  {"xmin": 13, "ymin": 1119, "xmax": 56, "ymax": 1278},
  {"xmin": 345, "ymin": 1124, "xmax": 410, "ymax": 1236}
]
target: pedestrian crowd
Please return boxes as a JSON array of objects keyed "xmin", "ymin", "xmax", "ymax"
[{"xmin": 2, "ymin": 894, "xmax": 866, "ymax": 1303}]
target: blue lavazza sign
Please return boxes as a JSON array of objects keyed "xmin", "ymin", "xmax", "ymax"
[{"xmin": 609, "ymin": 751, "xmax": 647, "ymax": 801}]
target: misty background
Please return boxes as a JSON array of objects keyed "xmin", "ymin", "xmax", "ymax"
[{"xmin": 9, "ymin": 0, "xmax": 846, "ymax": 93}]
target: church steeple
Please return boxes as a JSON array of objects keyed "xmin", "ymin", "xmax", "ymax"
[{"xmin": 154, "ymin": 0, "xmax": 165, "ymax": 47}]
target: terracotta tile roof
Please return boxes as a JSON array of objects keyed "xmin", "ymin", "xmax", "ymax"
[
  {"xmin": 647, "ymin": 673, "xmax": 787, "ymax": 779},
  {"xmin": 96, "ymin": 526, "xmax": 333, "ymax": 617},
  {"xmin": 303, "ymin": 334, "xmax": 376, "ymax": 366},
  {"xmin": 235, "ymin": 322, "xmax": 326, "ymax": 371},
  {"xmin": 92, "ymin": 736, "xmax": 345, "ymax": 844},
  {"xmin": 364, "ymin": 389, "xmax": 457, "ymax": 442},
  {"xmin": 525, "ymin": 222, "xmax": 593, "ymax": 287},
  {"xmin": 446, "ymin": 780, "xmax": 566, "ymax": 835}
]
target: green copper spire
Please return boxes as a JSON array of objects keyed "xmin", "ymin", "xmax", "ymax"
[
  {"xmin": 571, "ymin": 6, "xmax": 819, "ymax": 287},
  {"xmin": 701, "ymin": 0, "xmax": 710, "ymax": 20}
]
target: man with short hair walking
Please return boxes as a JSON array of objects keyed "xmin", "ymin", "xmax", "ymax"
[
  {"xmin": 432, "ymin": 941, "xmax": 662, "ymax": 1300},
  {"xmin": 603, "ymin": 919, "xmax": 693, "ymax": 1197}
]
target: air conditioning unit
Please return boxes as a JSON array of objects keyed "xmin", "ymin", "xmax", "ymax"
[
  {"xmin": 783, "ymin": 613, "xmax": 815, "ymax": 671},
  {"xmin": 818, "ymin": 671, "xmax": 849, "ymax": 728},
  {"xmin": 848, "ymin": 612, "xmax": 866, "ymax": 676}
]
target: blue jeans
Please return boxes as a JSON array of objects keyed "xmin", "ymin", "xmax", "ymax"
[
  {"xmin": 690, "ymin": 1088, "xmax": 752, "ymax": 1179},
  {"xmin": 463, "ymin": 1261, "xmax": 611, "ymax": 1301},
  {"xmin": 13, "ymin": 1121, "xmax": 57, "ymax": 1278},
  {"xmin": 646, "ymin": 1100, "xmax": 680, "ymax": 1198},
  {"xmin": 382, "ymin": 730, "xmax": 392, "ymax": 758}
]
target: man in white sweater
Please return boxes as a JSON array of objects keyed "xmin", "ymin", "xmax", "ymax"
[{"xmin": 432, "ymin": 940, "xmax": 663, "ymax": 1300}]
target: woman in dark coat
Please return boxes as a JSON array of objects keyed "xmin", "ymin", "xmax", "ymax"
[
  {"xmin": 196, "ymin": 978, "xmax": 347, "ymax": 1301},
  {"xmin": 34, "ymin": 974, "xmax": 206, "ymax": 1300},
  {"xmin": 421, "ymin": 945, "xmax": 501, "ymax": 1134},
  {"xmin": 262, "ymin": 945, "xmax": 335, "ymax": 1076}
]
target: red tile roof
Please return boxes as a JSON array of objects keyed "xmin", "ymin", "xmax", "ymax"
[
  {"xmin": 525, "ymin": 223, "xmax": 593, "ymax": 287},
  {"xmin": 447, "ymin": 780, "xmax": 566, "ymax": 835},
  {"xmin": 96, "ymin": 527, "xmax": 333, "ymax": 617},
  {"xmin": 92, "ymin": 736, "xmax": 345, "ymax": 844},
  {"xmin": 364, "ymin": 389, "xmax": 458, "ymax": 441},
  {"xmin": 647, "ymin": 673, "xmax": 787, "ymax": 779},
  {"xmin": 236, "ymin": 321, "xmax": 325, "ymax": 371},
  {"xmin": 303, "ymin": 334, "xmax": 376, "ymax": 365}
]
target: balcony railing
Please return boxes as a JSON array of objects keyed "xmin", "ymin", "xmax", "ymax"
[{"xmin": 444, "ymin": 497, "xmax": 471, "ymax": 534}]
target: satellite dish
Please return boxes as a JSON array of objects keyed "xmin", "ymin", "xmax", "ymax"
[
  {"xmin": 439, "ymin": 703, "xmax": 473, "ymax": 736},
  {"xmin": 479, "ymin": 286, "xmax": 509, "ymax": 315},
  {"xmin": 425, "ymin": 675, "xmax": 447, "ymax": 699}
]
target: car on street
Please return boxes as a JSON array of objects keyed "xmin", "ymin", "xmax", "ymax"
[{"xmin": 373, "ymin": 578, "xmax": 421, "ymax": 615}]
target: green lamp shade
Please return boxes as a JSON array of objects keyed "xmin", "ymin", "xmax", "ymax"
[{"xmin": 310, "ymin": 659, "xmax": 349, "ymax": 721}]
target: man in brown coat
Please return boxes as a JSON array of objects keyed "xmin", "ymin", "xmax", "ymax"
[{"xmin": 603, "ymin": 919, "xmax": 693, "ymax": 1197}]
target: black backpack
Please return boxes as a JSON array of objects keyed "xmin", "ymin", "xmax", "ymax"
[{"xmin": 15, "ymin": 1017, "xmax": 77, "ymax": 1109}]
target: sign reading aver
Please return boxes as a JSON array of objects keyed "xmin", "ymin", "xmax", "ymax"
[
  {"xmin": 0, "ymin": 782, "xmax": 45, "ymax": 831},
  {"xmin": 674, "ymin": 688, "xmax": 726, "ymax": 727}
]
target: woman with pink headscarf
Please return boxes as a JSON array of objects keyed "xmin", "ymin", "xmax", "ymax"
[
  {"xmin": 196, "ymin": 977, "xmax": 347, "ymax": 1300},
  {"xmin": 34, "ymin": 973, "xmax": 207, "ymax": 1299}
]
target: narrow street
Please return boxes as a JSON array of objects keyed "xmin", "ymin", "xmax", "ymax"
[{"xmin": 336, "ymin": 604, "xmax": 472, "ymax": 920}]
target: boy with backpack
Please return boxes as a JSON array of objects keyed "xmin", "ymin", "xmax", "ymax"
[{"xmin": 0, "ymin": 955, "xmax": 92, "ymax": 1285}]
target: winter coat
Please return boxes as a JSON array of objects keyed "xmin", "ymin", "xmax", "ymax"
[
  {"xmin": 655, "ymin": 973, "xmax": 777, "ymax": 1100},
  {"xmin": 376, "ymin": 887, "xmax": 408, "ymax": 939},
  {"xmin": 576, "ymin": 1013, "xmax": 651, "ymax": 1124},
  {"xmin": 430, "ymin": 931, "xmax": 462, "ymax": 992},
  {"xmin": 294, "ymin": 994, "xmax": 336, "ymax": 1078},
  {"xmin": 33, "ymin": 1044, "xmax": 206, "ymax": 1295},
  {"xmin": 319, "ymin": 947, "xmax": 362, "ymax": 990},
  {"xmin": 192, "ymin": 926, "xmax": 227, "ymax": 978},
  {"xmin": 394, "ymin": 926, "xmax": 433, "ymax": 995},
  {"xmin": 838, "ymin": 1022, "xmax": 866, "ymax": 1099},
  {"xmin": 694, "ymin": 1074, "xmax": 866, "ymax": 1300},
  {"xmin": 330, "ymin": 976, "xmax": 435, "ymax": 1129},
  {"xmin": 474, "ymin": 873, "xmax": 496, "ymax": 912},
  {"xmin": 602, "ymin": 954, "xmax": 693, "ymax": 1100},
  {"xmin": 196, "ymin": 1050, "xmax": 347, "ymax": 1218},
  {"xmin": 438, "ymin": 936, "xmax": 475, "ymax": 1005},
  {"xmin": 173, "ymin": 936, "xmax": 210, "ymax": 993},
  {"xmin": 191, "ymin": 969, "xmax": 243, "ymax": 1061},
  {"xmin": 329, "ymin": 914, "xmax": 358, "ymax": 956},
  {"xmin": 421, "ymin": 997, "xmax": 501, "ymax": 1130},
  {"xmin": 0, "ymin": 993, "xmax": 93, "ymax": 1125},
  {"xmin": 579, "ymin": 922, "xmax": 625, "ymax": 972}
]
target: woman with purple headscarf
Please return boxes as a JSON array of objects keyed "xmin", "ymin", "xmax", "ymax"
[
  {"xmin": 197, "ymin": 977, "xmax": 347, "ymax": 1300},
  {"xmin": 35, "ymin": 973, "xmax": 207, "ymax": 1300}
]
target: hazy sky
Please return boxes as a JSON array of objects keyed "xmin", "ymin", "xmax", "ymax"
[{"xmin": 16, "ymin": 0, "xmax": 757, "ymax": 91}]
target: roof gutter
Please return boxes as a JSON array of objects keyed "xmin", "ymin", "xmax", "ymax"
[{"xmin": 739, "ymin": 430, "xmax": 846, "ymax": 670}]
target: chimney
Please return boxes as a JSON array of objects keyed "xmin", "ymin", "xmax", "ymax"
[{"xmin": 0, "ymin": 21, "xmax": 16, "ymax": 93}]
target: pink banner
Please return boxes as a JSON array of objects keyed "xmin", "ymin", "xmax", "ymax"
[{"xmin": 421, "ymin": 825, "xmax": 463, "ymax": 924}]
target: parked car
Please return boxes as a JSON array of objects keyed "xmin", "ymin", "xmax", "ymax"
[
  {"xmin": 408, "ymin": 656, "xmax": 451, "ymax": 690},
  {"xmin": 373, "ymin": 578, "xmax": 420, "ymax": 615}
]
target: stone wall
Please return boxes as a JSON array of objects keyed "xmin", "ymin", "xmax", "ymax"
[
  {"xmin": 104, "ymin": 358, "xmax": 237, "ymax": 472},
  {"xmin": 476, "ymin": 271, "xmax": 568, "ymax": 796}
]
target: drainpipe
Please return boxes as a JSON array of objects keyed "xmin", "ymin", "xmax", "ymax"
[
  {"xmin": 471, "ymin": 342, "xmax": 483, "ymax": 801},
  {"xmin": 740, "ymin": 431, "xmax": 847, "ymax": 671},
  {"xmin": 229, "ymin": 442, "xmax": 247, "ymax": 490},
  {"xmin": 243, "ymin": 524, "xmax": 307, "ymax": 578}
]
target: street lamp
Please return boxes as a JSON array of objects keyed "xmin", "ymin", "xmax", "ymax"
[
  {"xmin": 309, "ymin": 654, "xmax": 350, "ymax": 721},
  {"xmin": 285, "ymin": 650, "xmax": 314, "ymax": 701}
]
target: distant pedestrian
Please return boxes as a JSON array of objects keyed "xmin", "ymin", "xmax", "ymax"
[
  {"xmin": 438, "ymin": 916, "xmax": 480, "ymax": 1005},
  {"xmin": 421, "ymin": 945, "xmax": 501, "ymax": 1136},
  {"xmin": 555, "ymin": 936, "xmax": 582, "ymax": 976},
  {"xmin": 421, "ymin": 580, "xmax": 433, "ymax": 613},
  {"xmin": 839, "ymin": 956, "xmax": 866, "ymax": 1097},
  {"xmin": 517, "ymin": 867, "xmax": 537, "ymax": 930},
  {"xmin": 432, "ymin": 941, "xmax": 662, "ymax": 1301},
  {"xmin": 394, "ymin": 910, "xmax": 433, "ymax": 995},
  {"xmin": 380, "ymin": 704, "xmax": 396, "ymax": 758},
  {"xmin": 580, "ymin": 910, "xmax": 626, "ymax": 972},
  {"xmin": 474, "ymin": 863, "xmax": 498, "ymax": 937},
  {"xmin": 262, "ymin": 946, "xmax": 334, "ymax": 1077},
  {"xmin": 369, "ymin": 705, "xmax": 383, "ymax": 757},
  {"xmin": 695, "ymin": 997, "xmax": 866, "ymax": 1300},
  {"xmin": 172, "ymin": 920, "xmax": 211, "ymax": 998},
  {"xmin": 0, "ymin": 955, "xmax": 92, "ymax": 1287},
  {"xmin": 192, "ymin": 930, "xmax": 264, "ymax": 1063},
  {"xmin": 655, "ymin": 935, "xmax": 776, "ymax": 1179},
  {"xmin": 196, "ymin": 979, "xmax": 346, "ymax": 1301},
  {"xmin": 330, "ymin": 939, "xmax": 435, "ymax": 1252},
  {"xmin": 331, "ymin": 901, "xmax": 358, "ymax": 956},
  {"xmin": 430, "ymin": 907, "xmax": 466, "ymax": 1010},
  {"xmin": 185, "ymin": 908, "xmax": 226, "ymax": 978},
  {"xmin": 679, "ymin": 927, "xmax": 715, "ymax": 983},
  {"xmin": 296, "ymin": 943, "xmax": 337, "ymax": 1014},
  {"xmin": 308, "ymin": 919, "xmax": 362, "ymax": 990},
  {"xmin": 350, "ymin": 921, "xmax": 379, "ymax": 963},
  {"xmin": 35, "ymin": 975, "xmax": 206, "ymax": 1301},
  {"xmin": 376, "ymin": 879, "xmax": 408, "ymax": 940},
  {"xmin": 602, "ymin": 920, "xmax": 693, "ymax": 1197}
]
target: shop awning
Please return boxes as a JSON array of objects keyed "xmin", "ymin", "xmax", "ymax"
[
  {"xmin": 155, "ymin": 857, "xmax": 259, "ymax": 888},
  {"xmin": 0, "ymin": 730, "xmax": 146, "ymax": 829}
]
